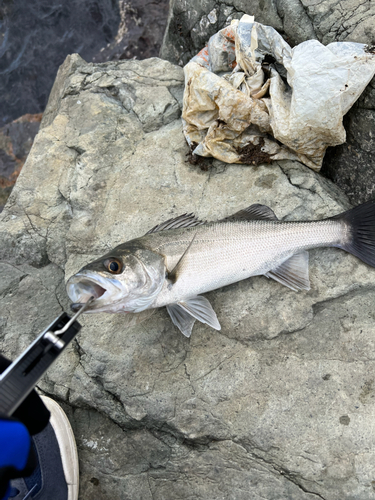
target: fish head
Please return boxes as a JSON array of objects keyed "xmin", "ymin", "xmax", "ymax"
[{"xmin": 66, "ymin": 241, "xmax": 165, "ymax": 313}]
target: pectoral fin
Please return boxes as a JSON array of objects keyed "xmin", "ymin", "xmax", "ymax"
[
  {"xmin": 265, "ymin": 251, "xmax": 310, "ymax": 291},
  {"xmin": 167, "ymin": 232, "xmax": 197, "ymax": 285},
  {"xmin": 166, "ymin": 296, "xmax": 221, "ymax": 337}
]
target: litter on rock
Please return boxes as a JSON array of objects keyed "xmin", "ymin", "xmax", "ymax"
[{"xmin": 182, "ymin": 15, "xmax": 375, "ymax": 171}]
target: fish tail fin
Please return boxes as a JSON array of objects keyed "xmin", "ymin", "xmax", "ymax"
[{"xmin": 331, "ymin": 200, "xmax": 375, "ymax": 268}]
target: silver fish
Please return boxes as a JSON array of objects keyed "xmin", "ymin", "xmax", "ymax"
[{"xmin": 66, "ymin": 201, "xmax": 375, "ymax": 337}]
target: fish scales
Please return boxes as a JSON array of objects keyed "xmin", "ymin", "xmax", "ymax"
[
  {"xmin": 66, "ymin": 200, "xmax": 375, "ymax": 337},
  {"xmin": 148, "ymin": 219, "xmax": 344, "ymax": 306}
]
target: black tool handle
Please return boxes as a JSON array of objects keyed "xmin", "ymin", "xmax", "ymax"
[{"xmin": 0, "ymin": 313, "xmax": 81, "ymax": 417}]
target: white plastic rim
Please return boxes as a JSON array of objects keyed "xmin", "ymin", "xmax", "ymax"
[{"xmin": 41, "ymin": 396, "xmax": 79, "ymax": 500}]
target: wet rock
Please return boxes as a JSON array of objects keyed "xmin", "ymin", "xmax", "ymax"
[
  {"xmin": 0, "ymin": 0, "xmax": 170, "ymax": 208},
  {"xmin": 1, "ymin": 55, "xmax": 375, "ymax": 499},
  {"xmin": 93, "ymin": 0, "xmax": 170, "ymax": 63}
]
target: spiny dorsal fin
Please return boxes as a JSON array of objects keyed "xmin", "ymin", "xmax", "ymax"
[
  {"xmin": 146, "ymin": 213, "xmax": 204, "ymax": 234},
  {"xmin": 166, "ymin": 296, "xmax": 221, "ymax": 337},
  {"xmin": 221, "ymin": 204, "xmax": 278, "ymax": 222},
  {"xmin": 265, "ymin": 251, "xmax": 310, "ymax": 291},
  {"xmin": 147, "ymin": 205, "xmax": 276, "ymax": 234}
]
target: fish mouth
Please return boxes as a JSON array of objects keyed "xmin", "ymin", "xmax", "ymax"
[
  {"xmin": 77, "ymin": 280, "xmax": 106, "ymax": 299},
  {"xmin": 70, "ymin": 280, "xmax": 106, "ymax": 312},
  {"xmin": 66, "ymin": 271, "xmax": 124, "ymax": 312}
]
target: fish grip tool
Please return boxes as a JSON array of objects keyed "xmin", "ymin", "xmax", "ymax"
[{"xmin": 0, "ymin": 298, "xmax": 93, "ymax": 417}]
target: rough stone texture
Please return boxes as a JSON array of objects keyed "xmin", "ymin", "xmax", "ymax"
[
  {"xmin": 93, "ymin": 0, "xmax": 170, "ymax": 63},
  {"xmin": 160, "ymin": 0, "xmax": 375, "ymax": 66},
  {"xmin": 1, "ymin": 55, "xmax": 375, "ymax": 499},
  {"xmin": 160, "ymin": 0, "xmax": 375, "ymax": 206},
  {"xmin": 321, "ymin": 81, "xmax": 375, "ymax": 204},
  {"xmin": 0, "ymin": 114, "xmax": 42, "ymax": 212}
]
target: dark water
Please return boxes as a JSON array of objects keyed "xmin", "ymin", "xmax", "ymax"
[
  {"xmin": 0, "ymin": 0, "xmax": 169, "ymax": 124},
  {"xmin": 0, "ymin": 0, "xmax": 120, "ymax": 124}
]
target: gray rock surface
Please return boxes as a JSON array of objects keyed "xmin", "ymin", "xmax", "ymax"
[
  {"xmin": 1, "ymin": 54, "xmax": 375, "ymax": 499},
  {"xmin": 321, "ymin": 83, "xmax": 375, "ymax": 204},
  {"xmin": 160, "ymin": 0, "xmax": 375, "ymax": 205},
  {"xmin": 160, "ymin": 0, "xmax": 375, "ymax": 65}
]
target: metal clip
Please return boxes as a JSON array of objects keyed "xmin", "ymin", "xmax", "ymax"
[
  {"xmin": 43, "ymin": 331, "xmax": 65, "ymax": 350},
  {"xmin": 53, "ymin": 297, "xmax": 94, "ymax": 336},
  {"xmin": 42, "ymin": 297, "xmax": 94, "ymax": 349}
]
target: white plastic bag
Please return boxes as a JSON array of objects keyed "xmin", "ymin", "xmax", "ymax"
[{"xmin": 182, "ymin": 15, "xmax": 375, "ymax": 171}]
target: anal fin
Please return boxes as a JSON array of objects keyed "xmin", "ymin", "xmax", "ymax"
[
  {"xmin": 166, "ymin": 295, "xmax": 221, "ymax": 337},
  {"xmin": 265, "ymin": 251, "xmax": 310, "ymax": 291}
]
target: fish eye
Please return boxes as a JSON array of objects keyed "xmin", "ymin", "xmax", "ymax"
[{"xmin": 104, "ymin": 258, "xmax": 122, "ymax": 274}]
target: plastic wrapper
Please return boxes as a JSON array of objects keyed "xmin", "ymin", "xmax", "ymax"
[{"xmin": 182, "ymin": 15, "xmax": 375, "ymax": 171}]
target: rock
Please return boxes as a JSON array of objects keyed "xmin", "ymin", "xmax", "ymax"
[
  {"xmin": 321, "ymin": 83, "xmax": 375, "ymax": 204},
  {"xmin": 0, "ymin": 113, "xmax": 42, "ymax": 212},
  {"xmin": 93, "ymin": 0, "xmax": 170, "ymax": 63},
  {"xmin": 160, "ymin": 0, "xmax": 375, "ymax": 206},
  {"xmin": 1, "ymin": 54, "xmax": 375, "ymax": 499},
  {"xmin": 160, "ymin": 0, "xmax": 375, "ymax": 66}
]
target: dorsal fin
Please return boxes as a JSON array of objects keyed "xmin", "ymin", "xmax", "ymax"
[
  {"xmin": 146, "ymin": 213, "xmax": 204, "ymax": 234},
  {"xmin": 221, "ymin": 204, "xmax": 278, "ymax": 222},
  {"xmin": 265, "ymin": 251, "xmax": 310, "ymax": 291}
]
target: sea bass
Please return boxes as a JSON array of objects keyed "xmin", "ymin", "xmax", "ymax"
[{"xmin": 66, "ymin": 201, "xmax": 375, "ymax": 337}]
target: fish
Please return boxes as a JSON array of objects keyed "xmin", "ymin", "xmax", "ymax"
[{"xmin": 66, "ymin": 200, "xmax": 375, "ymax": 337}]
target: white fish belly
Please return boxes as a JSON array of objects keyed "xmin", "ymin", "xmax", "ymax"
[{"xmin": 152, "ymin": 219, "xmax": 344, "ymax": 306}]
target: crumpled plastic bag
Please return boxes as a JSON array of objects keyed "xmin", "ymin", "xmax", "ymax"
[{"xmin": 182, "ymin": 15, "xmax": 375, "ymax": 171}]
